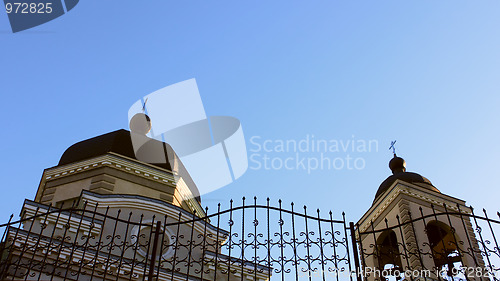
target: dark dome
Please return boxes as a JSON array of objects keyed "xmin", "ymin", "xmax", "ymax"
[
  {"xmin": 59, "ymin": 129, "xmax": 171, "ymax": 170},
  {"xmin": 58, "ymin": 129, "xmax": 200, "ymax": 202},
  {"xmin": 374, "ymin": 155, "xmax": 440, "ymax": 202}
]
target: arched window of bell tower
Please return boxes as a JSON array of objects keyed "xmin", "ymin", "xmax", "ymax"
[
  {"xmin": 376, "ymin": 230, "xmax": 403, "ymax": 276},
  {"xmin": 425, "ymin": 220, "xmax": 464, "ymax": 277}
]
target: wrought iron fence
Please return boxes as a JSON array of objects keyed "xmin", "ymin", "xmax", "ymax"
[
  {"xmin": 0, "ymin": 197, "xmax": 355, "ymax": 281},
  {"xmin": 0, "ymin": 199, "xmax": 499, "ymax": 281}
]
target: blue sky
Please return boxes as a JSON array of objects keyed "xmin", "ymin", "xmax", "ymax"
[{"xmin": 0, "ymin": 0, "xmax": 499, "ymax": 225}]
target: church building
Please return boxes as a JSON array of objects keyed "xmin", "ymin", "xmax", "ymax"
[{"xmin": 0, "ymin": 128, "xmax": 270, "ymax": 281}]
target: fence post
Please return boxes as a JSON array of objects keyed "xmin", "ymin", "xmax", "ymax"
[
  {"xmin": 349, "ymin": 222, "xmax": 362, "ymax": 281},
  {"xmin": 148, "ymin": 221, "xmax": 162, "ymax": 281}
]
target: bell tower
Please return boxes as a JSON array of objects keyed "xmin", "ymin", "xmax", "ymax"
[{"xmin": 356, "ymin": 154, "xmax": 486, "ymax": 280}]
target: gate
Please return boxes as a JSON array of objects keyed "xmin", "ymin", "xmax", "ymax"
[{"xmin": 0, "ymin": 198, "xmax": 358, "ymax": 281}]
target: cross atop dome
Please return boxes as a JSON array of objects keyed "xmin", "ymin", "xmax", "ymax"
[{"xmin": 389, "ymin": 140, "xmax": 397, "ymax": 156}]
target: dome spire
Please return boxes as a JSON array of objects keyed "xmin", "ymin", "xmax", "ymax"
[
  {"xmin": 388, "ymin": 140, "xmax": 405, "ymax": 174},
  {"xmin": 130, "ymin": 98, "xmax": 152, "ymax": 135},
  {"xmin": 389, "ymin": 154, "xmax": 406, "ymax": 174}
]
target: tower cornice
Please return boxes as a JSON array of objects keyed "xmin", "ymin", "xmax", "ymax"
[{"xmin": 357, "ymin": 179, "xmax": 468, "ymax": 232}]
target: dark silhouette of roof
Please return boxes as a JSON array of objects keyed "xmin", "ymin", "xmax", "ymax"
[
  {"xmin": 58, "ymin": 129, "xmax": 200, "ymax": 202},
  {"xmin": 375, "ymin": 155, "xmax": 440, "ymax": 202},
  {"xmin": 59, "ymin": 129, "xmax": 158, "ymax": 167}
]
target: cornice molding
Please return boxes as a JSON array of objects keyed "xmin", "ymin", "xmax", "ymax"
[
  {"xmin": 22, "ymin": 200, "xmax": 102, "ymax": 237},
  {"xmin": 35, "ymin": 153, "xmax": 204, "ymax": 215},
  {"xmin": 358, "ymin": 180, "xmax": 469, "ymax": 232},
  {"xmin": 80, "ymin": 191, "xmax": 227, "ymax": 243},
  {"xmin": 43, "ymin": 153, "xmax": 176, "ymax": 184}
]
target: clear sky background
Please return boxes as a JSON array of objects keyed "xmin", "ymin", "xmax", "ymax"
[{"xmin": 0, "ymin": 0, "xmax": 499, "ymax": 225}]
